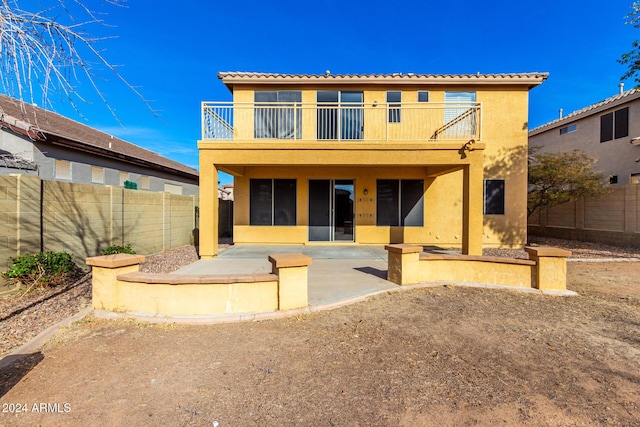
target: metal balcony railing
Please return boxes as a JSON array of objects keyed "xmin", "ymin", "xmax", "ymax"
[{"xmin": 201, "ymin": 102, "xmax": 481, "ymax": 142}]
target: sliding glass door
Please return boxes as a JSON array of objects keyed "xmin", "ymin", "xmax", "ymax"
[
  {"xmin": 317, "ymin": 91, "xmax": 363, "ymax": 140},
  {"xmin": 308, "ymin": 179, "xmax": 354, "ymax": 242}
]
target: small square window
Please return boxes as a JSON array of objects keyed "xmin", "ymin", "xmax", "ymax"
[
  {"xmin": 609, "ymin": 175, "xmax": 618, "ymax": 185},
  {"xmin": 417, "ymin": 91, "xmax": 429, "ymax": 102}
]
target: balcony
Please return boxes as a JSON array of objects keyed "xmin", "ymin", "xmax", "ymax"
[{"xmin": 201, "ymin": 102, "xmax": 481, "ymax": 142}]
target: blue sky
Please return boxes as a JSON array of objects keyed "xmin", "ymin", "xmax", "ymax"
[{"xmin": 10, "ymin": 0, "xmax": 640, "ymax": 185}]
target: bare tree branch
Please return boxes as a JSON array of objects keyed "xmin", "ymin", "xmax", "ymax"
[{"xmin": 0, "ymin": 0, "xmax": 157, "ymax": 121}]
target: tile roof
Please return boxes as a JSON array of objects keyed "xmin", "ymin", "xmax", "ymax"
[
  {"xmin": 217, "ymin": 71, "xmax": 549, "ymax": 89},
  {"xmin": 0, "ymin": 94, "xmax": 198, "ymax": 179},
  {"xmin": 529, "ymin": 88, "xmax": 640, "ymax": 135}
]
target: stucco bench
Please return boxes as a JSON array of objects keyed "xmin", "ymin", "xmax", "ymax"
[
  {"xmin": 419, "ymin": 253, "xmax": 536, "ymax": 266},
  {"xmin": 385, "ymin": 244, "xmax": 571, "ymax": 291},
  {"xmin": 117, "ymin": 272, "xmax": 278, "ymax": 284}
]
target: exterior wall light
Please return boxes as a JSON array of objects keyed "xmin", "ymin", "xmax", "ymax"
[{"xmin": 364, "ymin": 188, "xmax": 369, "ymax": 195}]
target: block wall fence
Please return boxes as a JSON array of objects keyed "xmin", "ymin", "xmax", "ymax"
[
  {"xmin": 528, "ymin": 184, "xmax": 640, "ymax": 248},
  {"xmin": 0, "ymin": 174, "xmax": 199, "ymax": 269}
]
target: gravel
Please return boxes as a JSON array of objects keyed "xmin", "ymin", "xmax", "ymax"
[
  {"xmin": 0, "ymin": 245, "xmax": 199, "ymax": 359},
  {"xmin": 1, "ymin": 238, "xmax": 638, "ymax": 360}
]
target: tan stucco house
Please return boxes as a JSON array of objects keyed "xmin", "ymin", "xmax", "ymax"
[
  {"xmin": 529, "ymin": 87, "xmax": 640, "ymax": 185},
  {"xmin": 198, "ymin": 71, "xmax": 548, "ymax": 258}
]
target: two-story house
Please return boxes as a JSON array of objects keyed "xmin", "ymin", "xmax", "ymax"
[
  {"xmin": 529, "ymin": 87, "xmax": 640, "ymax": 185},
  {"xmin": 198, "ymin": 72, "xmax": 548, "ymax": 258}
]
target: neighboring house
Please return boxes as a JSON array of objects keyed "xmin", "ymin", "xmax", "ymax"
[
  {"xmin": 218, "ymin": 183, "xmax": 234, "ymax": 200},
  {"xmin": 0, "ymin": 94, "xmax": 199, "ymax": 195},
  {"xmin": 198, "ymin": 71, "xmax": 548, "ymax": 258},
  {"xmin": 529, "ymin": 87, "xmax": 640, "ymax": 185}
]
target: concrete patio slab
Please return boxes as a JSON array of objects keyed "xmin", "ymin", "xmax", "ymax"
[{"xmin": 172, "ymin": 245, "xmax": 396, "ymax": 307}]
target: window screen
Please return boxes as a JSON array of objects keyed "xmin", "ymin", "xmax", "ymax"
[
  {"xmin": 250, "ymin": 179, "xmax": 296, "ymax": 226},
  {"xmin": 274, "ymin": 179, "xmax": 297, "ymax": 225},
  {"xmin": 401, "ymin": 180, "xmax": 424, "ymax": 226},
  {"xmin": 600, "ymin": 112, "xmax": 613, "ymax": 142},
  {"xmin": 376, "ymin": 180, "xmax": 400, "ymax": 226},
  {"xmin": 376, "ymin": 179, "xmax": 424, "ymax": 226},
  {"xmin": 250, "ymin": 179, "xmax": 273, "ymax": 225},
  {"xmin": 614, "ymin": 107, "xmax": 629, "ymax": 139},
  {"xmin": 484, "ymin": 179, "xmax": 505, "ymax": 215}
]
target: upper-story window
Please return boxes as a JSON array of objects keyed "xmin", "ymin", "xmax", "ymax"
[
  {"xmin": 317, "ymin": 91, "xmax": 363, "ymax": 140},
  {"xmin": 600, "ymin": 107, "xmax": 628, "ymax": 142},
  {"xmin": 254, "ymin": 91, "xmax": 302, "ymax": 139},
  {"xmin": 417, "ymin": 91, "xmax": 429, "ymax": 103},
  {"xmin": 55, "ymin": 160, "xmax": 71, "ymax": 180},
  {"xmin": 91, "ymin": 166, "xmax": 104, "ymax": 184},
  {"xmin": 443, "ymin": 91, "xmax": 477, "ymax": 138},
  {"xmin": 559, "ymin": 124, "xmax": 577, "ymax": 135},
  {"xmin": 387, "ymin": 91, "xmax": 401, "ymax": 123}
]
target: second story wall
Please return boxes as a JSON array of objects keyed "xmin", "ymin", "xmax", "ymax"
[{"xmin": 530, "ymin": 93, "xmax": 640, "ymax": 185}]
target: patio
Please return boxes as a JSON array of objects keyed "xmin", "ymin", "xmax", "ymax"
[{"xmin": 173, "ymin": 245, "xmax": 397, "ymax": 307}]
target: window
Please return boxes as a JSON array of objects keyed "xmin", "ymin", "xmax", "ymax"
[
  {"xmin": 387, "ymin": 91, "xmax": 401, "ymax": 123},
  {"xmin": 631, "ymin": 173, "xmax": 640, "ymax": 184},
  {"xmin": 254, "ymin": 91, "xmax": 302, "ymax": 139},
  {"xmin": 164, "ymin": 183, "xmax": 182, "ymax": 194},
  {"xmin": 484, "ymin": 179, "xmax": 505, "ymax": 215},
  {"xmin": 600, "ymin": 107, "xmax": 629, "ymax": 142},
  {"xmin": 91, "ymin": 166, "xmax": 104, "ymax": 184},
  {"xmin": 119, "ymin": 172, "xmax": 129, "ymax": 186},
  {"xmin": 559, "ymin": 124, "xmax": 577, "ymax": 135},
  {"xmin": 317, "ymin": 91, "xmax": 364, "ymax": 140},
  {"xmin": 443, "ymin": 91, "xmax": 477, "ymax": 138},
  {"xmin": 140, "ymin": 176, "xmax": 149, "ymax": 189},
  {"xmin": 376, "ymin": 179, "xmax": 424, "ymax": 226},
  {"xmin": 250, "ymin": 179, "xmax": 297, "ymax": 226},
  {"xmin": 418, "ymin": 91, "xmax": 429, "ymax": 103},
  {"xmin": 609, "ymin": 175, "xmax": 618, "ymax": 185},
  {"xmin": 55, "ymin": 160, "xmax": 71, "ymax": 180}
]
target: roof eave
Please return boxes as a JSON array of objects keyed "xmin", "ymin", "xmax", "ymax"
[
  {"xmin": 38, "ymin": 131, "xmax": 199, "ymax": 180},
  {"xmin": 529, "ymin": 89, "xmax": 640, "ymax": 136},
  {"xmin": 218, "ymin": 72, "xmax": 549, "ymax": 90}
]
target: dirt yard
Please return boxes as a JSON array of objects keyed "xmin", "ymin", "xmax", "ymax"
[{"xmin": 1, "ymin": 261, "xmax": 640, "ymax": 426}]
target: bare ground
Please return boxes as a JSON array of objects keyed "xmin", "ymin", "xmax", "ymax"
[{"xmin": 1, "ymin": 260, "xmax": 640, "ymax": 426}]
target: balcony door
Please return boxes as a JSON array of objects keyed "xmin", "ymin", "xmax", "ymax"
[
  {"xmin": 308, "ymin": 179, "xmax": 355, "ymax": 241},
  {"xmin": 317, "ymin": 91, "xmax": 363, "ymax": 140}
]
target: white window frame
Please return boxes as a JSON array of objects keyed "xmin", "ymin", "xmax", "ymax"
[
  {"xmin": 55, "ymin": 160, "xmax": 72, "ymax": 180},
  {"xmin": 91, "ymin": 166, "xmax": 104, "ymax": 184}
]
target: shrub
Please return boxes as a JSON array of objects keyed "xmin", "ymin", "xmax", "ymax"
[
  {"xmin": 101, "ymin": 244, "xmax": 136, "ymax": 255},
  {"xmin": 2, "ymin": 251, "xmax": 78, "ymax": 288}
]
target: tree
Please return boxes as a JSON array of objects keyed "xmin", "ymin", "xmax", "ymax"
[
  {"xmin": 527, "ymin": 149, "xmax": 609, "ymax": 218},
  {"xmin": 0, "ymin": 0, "xmax": 153, "ymax": 118},
  {"xmin": 619, "ymin": 2, "xmax": 640, "ymax": 86}
]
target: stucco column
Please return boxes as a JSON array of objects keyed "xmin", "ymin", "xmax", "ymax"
[
  {"xmin": 525, "ymin": 246, "xmax": 571, "ymax": 291},
  {"xmin": 86, "ymin": 254, "xmax": 145, "ymax": 311},
  {"xmin": 269, "ymin": 253, "xmax": 312, "ymax": 310},
  {"xmin": 199, "ymin": 152, "xmax": 219, "ymax": 259},
  {"xmin": 385, "ymin": 244, "xmax": 422, "ymax": 285},
  {"xmin": 462, "ymin": 161, "xmax": 483, "ymax": 255}
]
